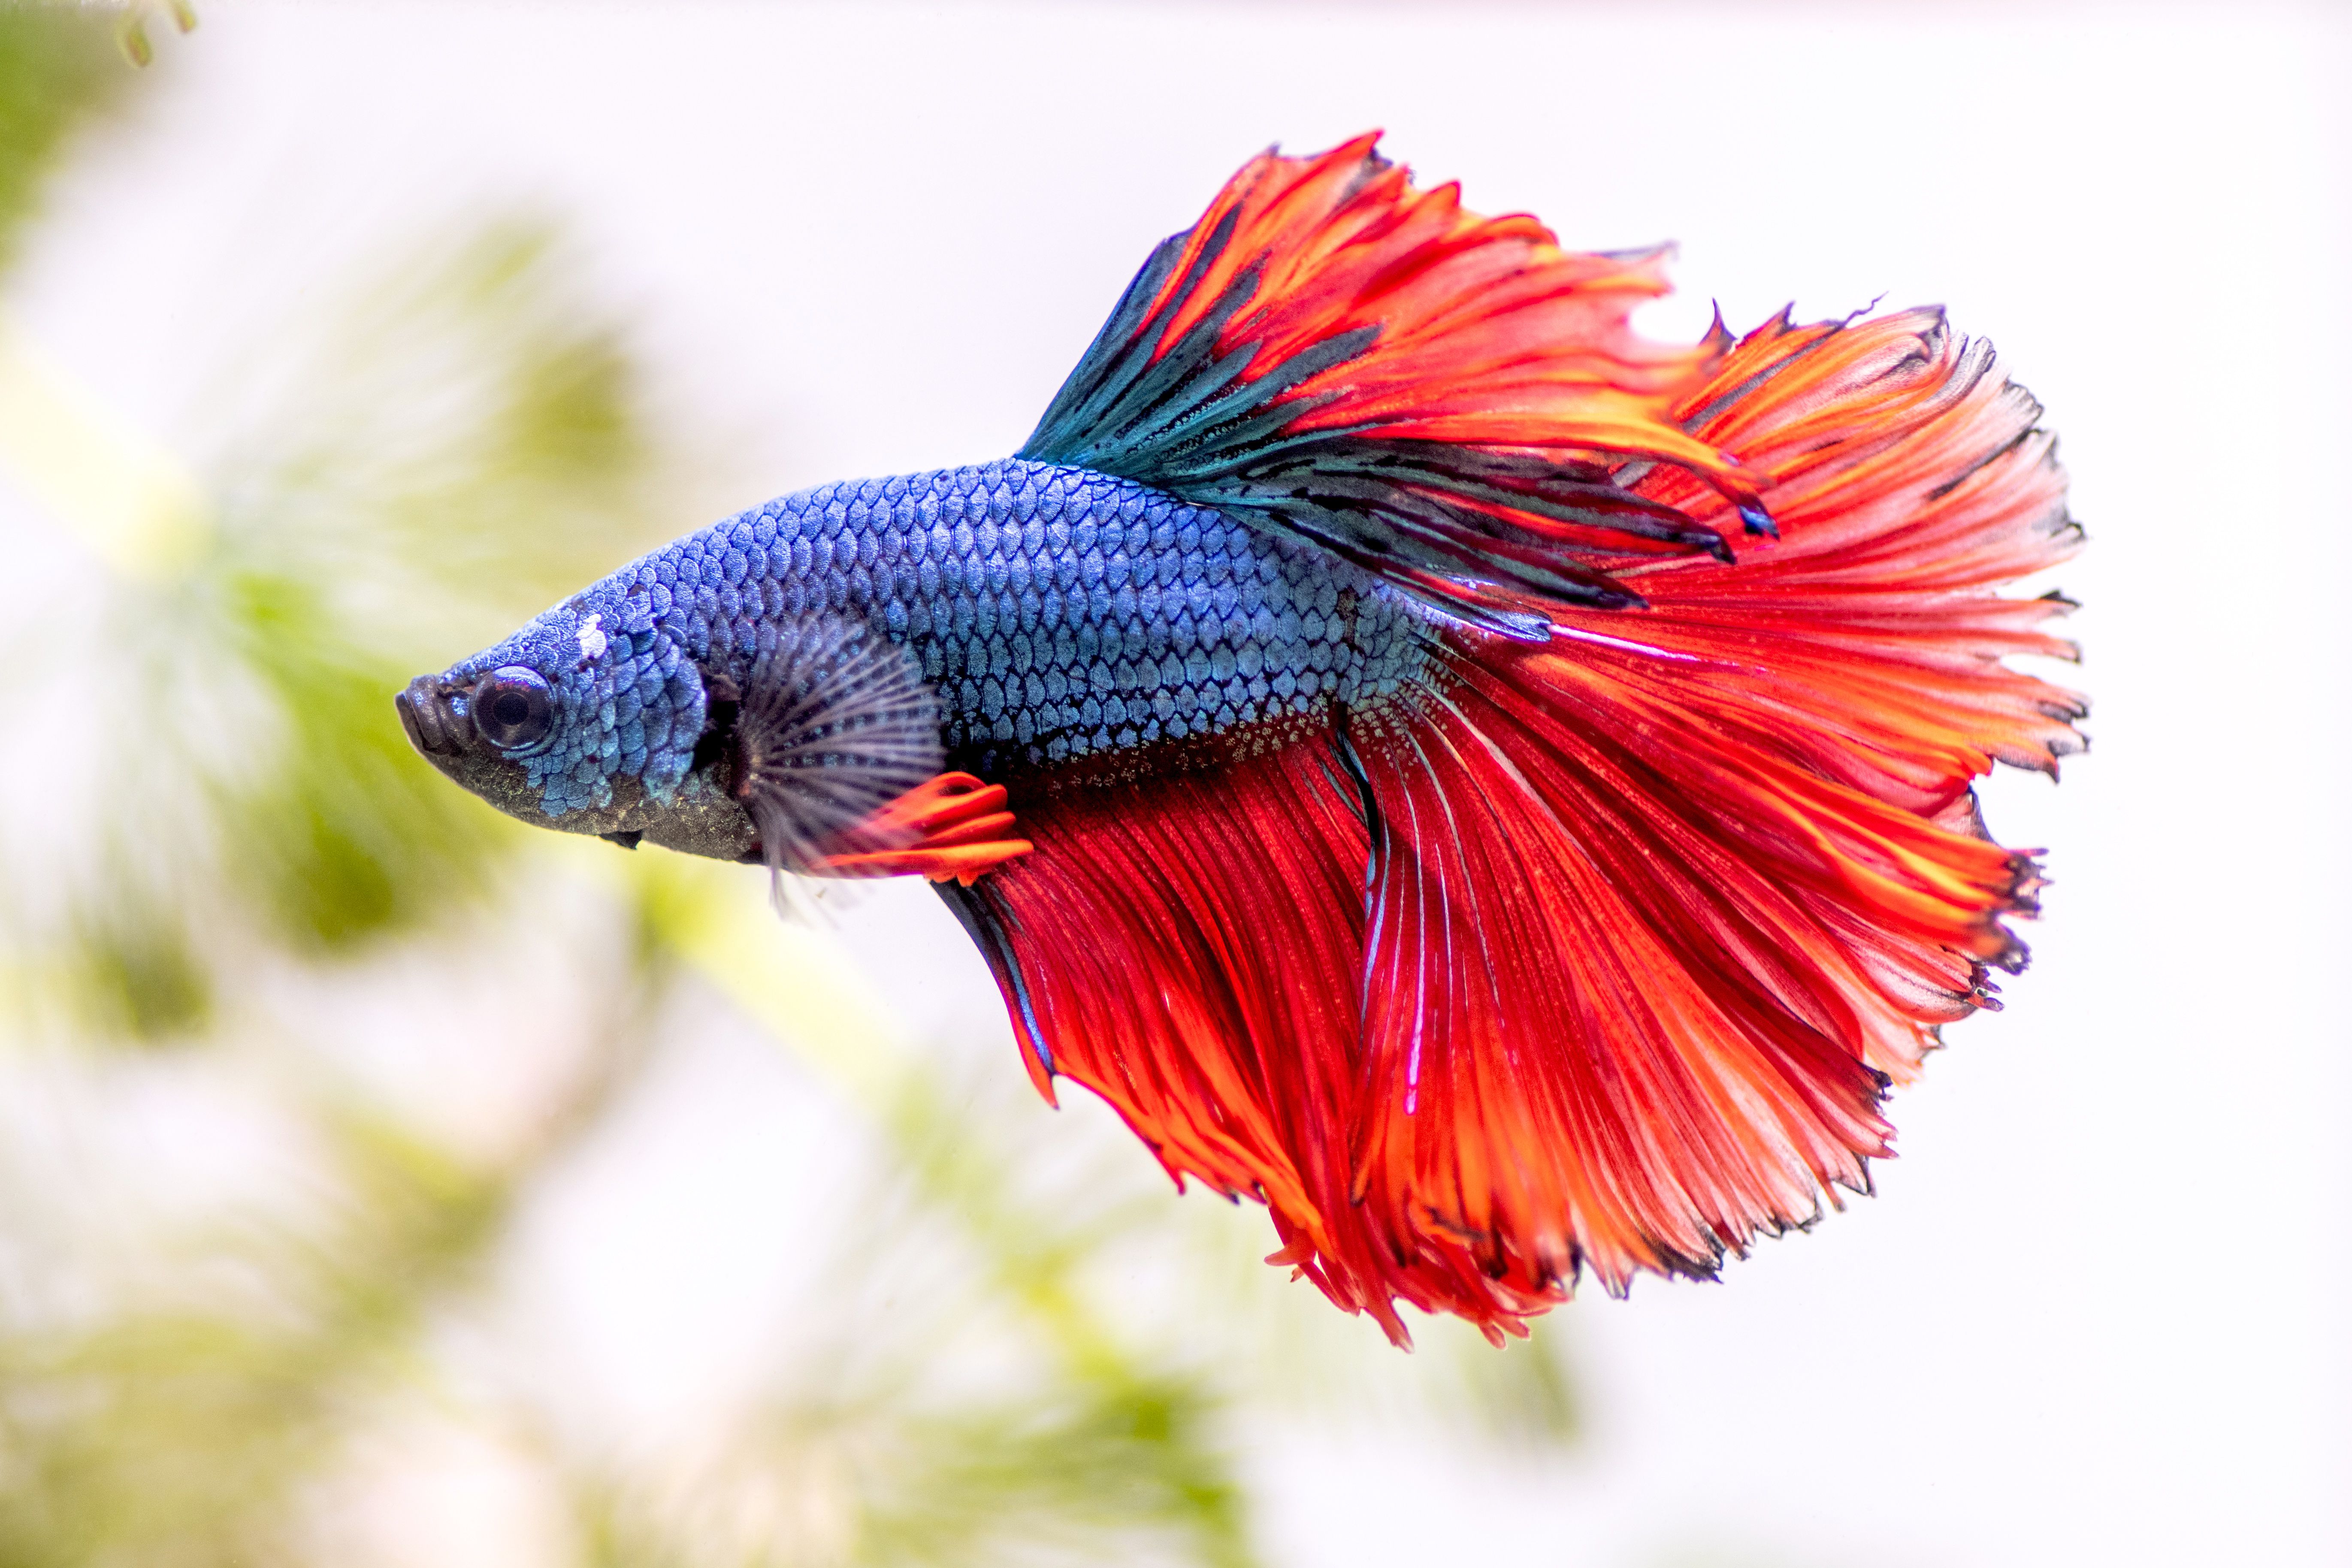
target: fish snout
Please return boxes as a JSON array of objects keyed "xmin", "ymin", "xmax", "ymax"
[{"xmin": 396, "ymin": 675, "xmax": 476, "ymax": 757}]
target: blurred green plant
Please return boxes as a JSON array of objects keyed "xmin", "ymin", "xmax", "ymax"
[
  {"xmin": 0, "ymin": 1113, "xmax": 520, "ymax": 1567},
  {"xmin": 0, "ymin": 5, "xmax": 125, "ymax": 272},
  {"xmin": 0, "ymin": 10, "xmax": 1587, "ymax": 1566},
  {"xmin": 575, "ymin": 1370, "xmax": 1248, "ymax": 1568},
  {"xmin": 205, "ymin": 216, "xmax": 672, "ymax": 958},
  {"xmin": 6, "ymin": 208, "xmax": 674, "ymax": 1039}
]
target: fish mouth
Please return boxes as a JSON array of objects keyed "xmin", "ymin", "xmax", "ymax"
[{"xmin": 396, "ymin": 674, "xmax": 475, "ymax": 757}]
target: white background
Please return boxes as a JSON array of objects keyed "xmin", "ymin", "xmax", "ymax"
[{"xmin": 12, "ymin": 3, "xmax": 2348, "ymax": 1564}]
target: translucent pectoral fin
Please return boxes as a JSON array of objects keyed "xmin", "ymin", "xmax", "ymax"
[
  {"xmin": 810, "ymin": 771, "xmax": 1033, "ymax": 886},
  {"xmin": 730, "ymin": 619, "xmax": 943, "ymax": 880}
]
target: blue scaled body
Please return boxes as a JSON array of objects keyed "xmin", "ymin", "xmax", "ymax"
[{"xmin": 438, "ymin": 460, "xmax": 1442, "ymax": 823}]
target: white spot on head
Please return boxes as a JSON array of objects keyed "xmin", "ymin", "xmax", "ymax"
[{"xmin": 577, "ymin": 614, "xmax": 608, "ymax": 662}]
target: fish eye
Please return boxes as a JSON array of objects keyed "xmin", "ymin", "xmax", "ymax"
[{"xmin": 470, "ymin": 667, "xmax": 554, "ymax": 752}]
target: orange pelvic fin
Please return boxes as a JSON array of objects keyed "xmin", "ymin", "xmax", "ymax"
[{"xmin": 811, "ymin": 771, "xmax": 1033, "ymax": 886}]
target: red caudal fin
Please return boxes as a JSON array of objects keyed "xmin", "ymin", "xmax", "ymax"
[
  {"xmin": 1019, "ymin": 134, "xmax": 1769, "ymax": 638},
  {"xmin": 1333, "ymin": 308, "xmax": 2080, "ymax": 1315},
  {"xmin": 958, "ymin": 231, "xmax": 2082, "ymax": 1338}
]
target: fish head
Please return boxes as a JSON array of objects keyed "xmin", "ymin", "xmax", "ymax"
[{"xmin": 396, "ymin": 576, "xmax": 760, "ymax": 862}]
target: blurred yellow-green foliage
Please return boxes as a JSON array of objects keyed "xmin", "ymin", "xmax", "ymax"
[
  {"xmin": 0, "ymin": 11, "xmax": 1581, "ymax": 1565},
  {"xmin": 0, "ymin": 6, "xmax": 126, "ymax": 269}
]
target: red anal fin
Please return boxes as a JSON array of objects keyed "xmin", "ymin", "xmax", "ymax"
[{"xmin": 811, "ymin": 771, "xmax": 1033, "ymax": 886}]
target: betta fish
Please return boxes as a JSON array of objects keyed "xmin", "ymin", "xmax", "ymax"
[{"xmin": 398, "ymin": 136, "xmax": 2082, "ymax": 1344}]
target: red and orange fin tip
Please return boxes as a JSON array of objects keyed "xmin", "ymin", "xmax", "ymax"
[
  {"xmin": 812, "ymin": 771, "xmax": 1032, "ymax": 887},
  {"xmin": 1146, "ymin": 136, "xmax": 1717, "ymax": 452},
  {"xmin": 973, "ymin": 142, "xmax": 2083, "ymax": 1343},
  {"xmin": 1019, "ymin": 133, "xmax": 1769, "ymax": 638},
  {"xmin": 1596, "ymin": 306, "xmax": 2085, "ymax": 818}
]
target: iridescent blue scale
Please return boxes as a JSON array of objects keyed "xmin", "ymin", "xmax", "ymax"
[{"xmin": 446, "ymin": 459, "xmax": 1440, "ymax": 819}]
